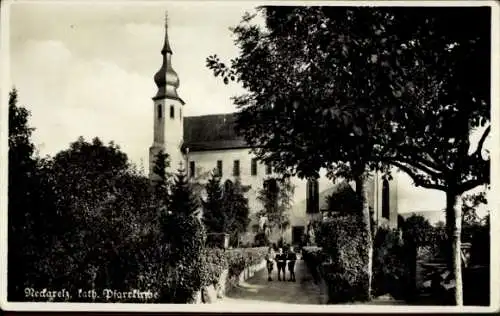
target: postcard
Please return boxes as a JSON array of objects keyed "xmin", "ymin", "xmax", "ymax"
[{"xmin": 1, "ymin": 0, "xmax": 498, "ymax": 313}]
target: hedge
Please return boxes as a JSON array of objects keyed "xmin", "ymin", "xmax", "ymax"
[
  {"xmin": 200, "ymin": 247, "xmax": 268, "ymax": 296},
  {"xmin": 200, "ymin": 248, "xmax": 228, "ymax": 287},
  {"xmin": 316, "ymin": 214, "xmax": 371, "ymax": 303},
  {"xmin": 226, "ymin": 247, "xmax": 268, "ymax": 283},
  {"xmin": 372, "ymin": 227, "xmax": 409, "ymax": 300}
]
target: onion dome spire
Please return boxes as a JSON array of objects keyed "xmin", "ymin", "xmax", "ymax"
[{"xmin": 153, "ymin": 12, "xmax": 183, "ymax": 103}]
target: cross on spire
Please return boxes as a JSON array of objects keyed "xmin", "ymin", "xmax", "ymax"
[{"xmin": 164, "ymin": 11, "xmax": 169, "ymax": 27}]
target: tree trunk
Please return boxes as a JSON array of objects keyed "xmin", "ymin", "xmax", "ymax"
[
  {"xmin": 355, "ymin": 174, "xmax": 373, "ymax": 301},
  {"xmin": 446, "ymin": 190, "xmax": 463, "ymax": 306}
]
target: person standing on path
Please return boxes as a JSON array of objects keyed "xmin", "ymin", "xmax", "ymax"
[
  {"xmin": 265, "ymin": 246, "xmax": 276, "ymax": 281},
  {"xmin": 276, "ymin": 247, "xmax": 286, "ymax": 281},
  {"xmin": 287, "ymin": 246, "xmax": 297, "ymax": 282}
]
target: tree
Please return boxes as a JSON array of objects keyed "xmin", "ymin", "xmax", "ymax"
[
  {"xmin": 169, "ymin": 168, "xmax": 200, "ymax": 217},
  {"xmin": 461, "ymin": 192, "xmax": 487, "ymax": 240},
  {"xmin": 152, "ymin": 149, "xmax": 172, "ymax": 200},
  {"xmin": 7, "ymin": 88, "xmax": 41, "ymax": 300},
  {"xmin": 206, "ymin": 6, "xmax": 490, "ymax": 304},
  {"xmin": 201, "ymin": 172, "xmax": 250, "ymax": 247},
  {"xmin": 221, "ymin": 179, "xmax": 251, "ymax": 247},
  {"xmin": 400, "ymin": 215, "xmax": 435, "ymax": 298},
  {"xmin": 461, "ymin": 193, "xmax": 489, "ymax": 268},
  {"xmin": 9, "ymin": 133, "xmax": 170, "ymax": 301},
  {"xmin": 208, "ymin": 6, "xmax": 386, "ymax": 299},
  {"xmin": 375, "ymin": 10, "xmax": 490, "ymax": 305},
  {"xmin": 202, "ymin": 171, "xmax": 225, "ymax": 233},
  {"xmin": 257, "ymin": 177, "xmax": 293, "ymax": 241},
  {"xmin": 41, "ymin": 137, "xmax": 147, "ymax": 298}
]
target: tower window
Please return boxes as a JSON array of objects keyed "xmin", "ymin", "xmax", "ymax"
[
  {"xmin": 158, "ymin": 104, "xmax": 162, "ymax": 119},
  {"xmin": 216, "ymin": 160, "xmax": 223, "ymax": 177},
  {"xmin": 306, "ymin": 178, "xmax": 319, "ymax": 214},
  {"xmin": 251, "ymin": 159, "xmax": 257, "ymax": 176},
  {"xmin": 266, "ymin": 163, "xmax": 272, "ymax": 175},
  {"xmin": 382, "ymin": 179, "xmax": 390, "ymax": 219},
  {"xmin": 170, "ymin": 105, "xmax": 174, "ymax": 118},
  {"xmin": 233, "ymin": 160, "xmax": 240, "ymax": 177},
  {"xmin": 189, "ymin": 161, "xmax": 195, "ymax": 178}
]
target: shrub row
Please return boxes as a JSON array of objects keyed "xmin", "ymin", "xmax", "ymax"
[
  {"xmin": 200, "ymin": 247, "xmax": 268, "ymax": 297},
  {"xmin": 200, "ymin": 248, "xmax": 228, "ymax": 287},
  {"xmin": 226, "ymin": 247, "xmax": 268, "ymax": 286}
]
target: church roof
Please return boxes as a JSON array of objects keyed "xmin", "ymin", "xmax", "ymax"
[{"xmin": 183, "ymin": 113, "xmax": 249, "ymax": 151}]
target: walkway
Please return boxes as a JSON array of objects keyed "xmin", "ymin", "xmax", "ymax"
[{"xmin": 221, "ymin": 258, "xmax": 324, "ymax": 305}]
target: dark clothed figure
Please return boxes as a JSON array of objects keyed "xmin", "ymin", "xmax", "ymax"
[
  {"xmin": 276, "ymin": 249, "xmax": 286, "ymax": 281},
  {"xmin": 287, "ymin": 248, "xmax": 297, "ymax": 282}
]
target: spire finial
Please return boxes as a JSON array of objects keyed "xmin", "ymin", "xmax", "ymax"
[{"xmin": 160, "ymin": 12, "xmax": 173, "ymax": 55}]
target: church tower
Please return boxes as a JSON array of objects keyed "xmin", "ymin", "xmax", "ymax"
[{"xmin": 149, "ymin": 14, "xmax": 185, "ymax": 180}]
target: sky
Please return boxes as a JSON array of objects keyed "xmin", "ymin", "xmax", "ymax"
[{"xmin": 8, "ymin": 0, "xmax": 258, "ymax": 169}]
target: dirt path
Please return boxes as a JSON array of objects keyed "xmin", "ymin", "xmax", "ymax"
[{"xmin": 221, "ymin": 259, "xmax": 324, "ymax": 305}]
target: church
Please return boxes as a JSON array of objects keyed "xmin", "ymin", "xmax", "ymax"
[{"xmin": 147, "ymin": 18, "xmax": 418, "ymax": 245}]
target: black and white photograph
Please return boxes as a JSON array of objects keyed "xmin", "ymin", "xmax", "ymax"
[{"xmin": 1, "ymin": 0, "xmax": 498, "ymax": 312}]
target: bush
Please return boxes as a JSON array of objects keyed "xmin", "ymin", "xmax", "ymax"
[
  {"xmin": 463, "ymin": 265, "xmax": 489, "ymax": 306},
  {"xmin": 317, "ymin": 215, "xmax": 370, "ymax": 303},
  {"xmin": 372, "ymin": 227, "xmax": 409, "ymax": 299},
  {"xmin": 192, "ymin": 247, "xmax": 270, "ymax": 299},
  {"xmin": 225, "ymin": 247, "xmax": 268, "ymax": 288},
  {"xmin": 301, "ymin": 246, "xmax": 325, "ymax": 284},
  {"xmin": 470, "ymin": 223, "xmax": 490, "ymax": 266},
  {"xmin": 160, "ymin": 214, "xmax": 206, "ymax": 303},
  {"xmin": 253, "ymin": 232, "xmax": 269, "ymax": 247},
  {"xmin": 206, "ymin": 233, "xmax": 229, "ymax": 249},
  {"xmin": 200, "ymin": 248, "xmax": 228, "ymax": 287}
]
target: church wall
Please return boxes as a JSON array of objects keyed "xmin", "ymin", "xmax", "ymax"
[
  {"xmin": 186, "ymin": 149, "xmax": 334, "ymax": 245},
  {"xmin": 186, "ymin": 148, "xmax": 265, "ymax": 216}
]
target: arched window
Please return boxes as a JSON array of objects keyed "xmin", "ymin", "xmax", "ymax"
[
  {"xmin": 157, "ymin": 104, "xmax": 162, "ymax": 119},
  {"xmin": 382, "ymin": 179, "xmax": 390, "ymax": 219},
  {"xmin": 170, "ymin": 105, "xmax": 175, "ymax": 119}
]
